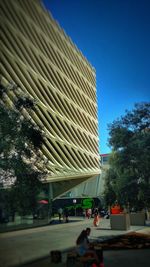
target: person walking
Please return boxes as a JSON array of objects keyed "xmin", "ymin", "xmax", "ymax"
[
  {"xmin": 93, "ymin": 209, "xmax": 100, "ymax": 227},
  {"xmin": 63, "ymin": 208, "xmax": 69, "ymax": 223},
  {"xmin": 57, "ymin": 207, "xmax": 63, "ymax": 223},
  {"xmin": 86, "ymin": 208, "xmax": 92, "ymax": 219}
]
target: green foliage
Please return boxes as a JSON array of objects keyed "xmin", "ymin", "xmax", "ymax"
[
  {"xmin": 103, "ymin": 103, "xmax": 150, "ymax": 210},
  {"xmin": 103, "ymin": 168, "xmax": 117, "ymax": 206},
  {"xmin": 14, "ymin": 96, "xmax": 36, "ymax": 110},
  {"xmin": 0, "ymin": 82, "xmax": 46, "ymax": 215}
]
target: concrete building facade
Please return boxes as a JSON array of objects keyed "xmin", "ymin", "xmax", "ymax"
[
  {"xmin": 61, "ymin": 154, "xmax": 110, "ymax": 199},
  {"xmin": 1, "ymin": 0, "xmax": 100, "ymax": 198}
]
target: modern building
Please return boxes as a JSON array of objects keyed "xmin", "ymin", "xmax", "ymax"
[
  {"xmin": 61, "ymin": 153, "xmax": 110, "ymax": 199},
  {"xmin": 1, "ymin": 0, "xmax": 100, "ymax": 199}
]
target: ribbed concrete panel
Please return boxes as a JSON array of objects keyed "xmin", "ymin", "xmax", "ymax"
[
  {"xmin": 0, "ymin": 0, "xmax": 100, "ymax": 196},
  {"xmin": 67, "ymin": 155, "xmax": 110, "ymax": 198}
]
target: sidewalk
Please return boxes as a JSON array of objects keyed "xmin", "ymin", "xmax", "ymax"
[
  {"xmin": 21, "ymin": 249, "xmax": 150, "ymax": 267},
  {"xmin": 0, "ymin": 217, "xmax": 149, "ymax": 267}
]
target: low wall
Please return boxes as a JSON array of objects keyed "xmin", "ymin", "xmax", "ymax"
[
  {"xmin": 130, "ymin": 212, "xmax": 146, "ymax": 226},
  {"xmin": 7, "ymin": 215, "xmax": 33, "ymax": 226},
  {"xmin": 110, "ymin": 214, "xmax": 130, "ymax": 230}
]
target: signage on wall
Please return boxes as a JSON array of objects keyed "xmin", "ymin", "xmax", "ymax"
[{"xmin": 66, "ymin": 198, "xmax": 94, "ymax": 210}]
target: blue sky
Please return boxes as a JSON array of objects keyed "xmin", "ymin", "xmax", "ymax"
[{"xmin": 43, "ymin": 0, "xmax": 150, "ymax": 154}]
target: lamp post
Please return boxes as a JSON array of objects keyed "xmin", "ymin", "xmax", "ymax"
[{"xmin": 73, "ymin": 199, "xmax": 77, "ymax": 217}]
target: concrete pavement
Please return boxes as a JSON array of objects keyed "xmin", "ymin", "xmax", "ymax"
[
  {"xmin": 0, "ymin": 217, "xmax": 149, "ymax": 267},
  {"xmin": 21, "ymin": 249, "xmax": 150, "ymax": 267}
]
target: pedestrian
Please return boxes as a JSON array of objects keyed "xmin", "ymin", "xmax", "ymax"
[
  {"xmin": 63, "ymin": 208, "xmax": 69, "ymax": 223},
  {"xmin": 86, "ymin": 208, "xmax": 92, "ymax": 219},
  {"xmin": 93, "ymin": 210, "xmax": 100, "ymax": 227},
  {"xmin": 58, "ymin": 207, "xmax": 63, "ymax": 222},
  {"xmin": 93, "ymin": 208, "xmax": 99, "ymax": 216}
]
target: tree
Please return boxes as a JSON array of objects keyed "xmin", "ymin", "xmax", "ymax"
[
  {"xmin": 0, "ymin": 81, "xmax": 46, "ymax": 216},
  {"xmin": 103, "ymin": 103, "xmax": 150, "ymax": 210}
]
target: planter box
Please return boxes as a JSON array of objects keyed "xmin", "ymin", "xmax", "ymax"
[
  {"xmin": 130, "ymin": 212, "xmax": 146, "ymax": 226},
  {"xmin": 110, "ymin": 214, "xmax": 130, "ymax": 230}
]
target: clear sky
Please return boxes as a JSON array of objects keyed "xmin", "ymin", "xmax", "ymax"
[{"xmin": 43, "ymin": 0, "xmax": 150, "ymax": 154}]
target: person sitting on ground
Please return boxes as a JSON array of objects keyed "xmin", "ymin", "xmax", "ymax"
[
  {"xmin": 85, "ymin": 228, "xmax": 91, "ymax": 243},
  {"xmin": 76, "ymin": 229, "xmax": 99, "ymax": 263},
  {"xmin": 85, "ymin": 227, "xmax": 95, "ymax": 249}
]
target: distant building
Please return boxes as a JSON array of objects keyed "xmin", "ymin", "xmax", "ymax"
[
  {"xmin": 1, "ymin": 0, "xmax": 100, "ymax": 199},
  {"xmin": 101, "ymin": 154, "xmax": 110, "ymax": 166}
]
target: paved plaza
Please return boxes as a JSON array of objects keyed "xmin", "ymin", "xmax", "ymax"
[{"xmin": 0, "ymin": 217, "xmax": 149, "ymax": 267}]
